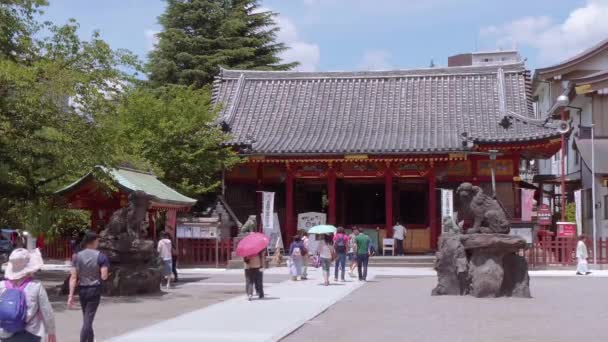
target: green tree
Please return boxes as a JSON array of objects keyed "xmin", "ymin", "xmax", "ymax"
[
  {"xmin": 148, "ymin": 0, "xmax": 297, "ymax": 88},
  {"xmin": 107, "ymin": 85, "xmax": 240, "ymax": 196},
  {"xmin": 0, "ymin": 0, "xmax": 140, "ymax": 231}
]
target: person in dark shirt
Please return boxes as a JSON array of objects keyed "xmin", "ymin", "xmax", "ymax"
[{"xmin": 68, "ymin": 231, "xmax": 109, "ymax": 342}]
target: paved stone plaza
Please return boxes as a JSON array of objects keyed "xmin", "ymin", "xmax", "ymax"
[
  {"xmin": 42, "ymin": 267, "xmax": 608, "ymax": 341},
  {"xmin": 284, "ymin": 276, "xmax": 608, "ymax": 342}
]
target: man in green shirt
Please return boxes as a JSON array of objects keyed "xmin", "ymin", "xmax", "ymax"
[{"xmin": 354, "ymin": 228, "xmax": 371, "ymax": 281}]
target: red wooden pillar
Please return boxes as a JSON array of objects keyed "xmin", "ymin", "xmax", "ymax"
[
  {"xmin": 285, "ymin": 164, "xmax": 295, "ymax": 243},
  {"xmin": 385, "ymin": 163, "xmax": 394, "ymax": 237},
  {"xmin": 165, "ymin": 209, "xmax": 177, "ymax": 236},
  {"xmin": 428, "ymin": 163, "xmax": 438, "ymax": 249},
  {"xmin": 327, "ymin": 164, "xmax": 337, "ymax": 225},
  {"xmin": 148, "ymin": 211, "xmax": 156, "ymax": 239},
  {"xmin": 256, "ymin": 163, "xmax": 263, "ymax": 232}
]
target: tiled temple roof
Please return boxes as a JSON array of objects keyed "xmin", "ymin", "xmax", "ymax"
[{"xmin": 213, "ymin": 63, "xmax": 559, "ymax": 155}]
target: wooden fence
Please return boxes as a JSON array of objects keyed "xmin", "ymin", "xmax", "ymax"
[
  {"xmin": 176, "ymin": 239, "xmax": 232, "ymax": 266},
  {"xmin": 41, "ymin": 238, "xmax": 233, "ymax": 267},
  {"xmin": 41, "ymin": 238, "xmax": 74, "ymax": 261},
  {"xmin": 523, "ymin": 237, "xmax": 608, "ymax": 268}
]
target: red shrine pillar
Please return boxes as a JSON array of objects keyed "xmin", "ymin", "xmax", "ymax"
[
  {"xmin": 385, "ymin": 163, "xmax": 394, "ymax": 237},
  {"xmin": 327, "ymin": 164, "xmax": 337, "ymax": 225},
  {"xmin": 285, "ymin": 164, "xmax": 296, "ymax": 243},
  {"xmin": 165, "ymin": 209, "xmax": 177, "ymax": 236},
  {"xmin": 256, "ymin": 163, "xmax": 263, "ymax": 232},
  {"xmin": 428, "ymin": 163, "xmax": 438, "ymax": 249}
]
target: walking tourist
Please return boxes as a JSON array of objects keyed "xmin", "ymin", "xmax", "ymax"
[
  {"xmin": 0, "ymin": 248, "xmax": 56, "ymax": 342},
  {"xmin": 576, "ymin": 235, "xmax": 591, "ymax": 275},
  {"xmin": 355, "ymin": 228, "xmax": 371, "ymax": 281},
  {"xmin": 299, "ymin": 230, "xmax": 310, "ymax": 280},
  {"xmin": 157, "ymin": 232, "xmax": 173, "ymax": 289},
  {"xmin": 317, "ymin": 234, "xmax": 335, "ymax": 286},
  {"xmin": 392, "ymin": 221, "xmax": 406, "ymax": 256},
  {"xmin": 244, "ymin": 251, "xmax": 265, "ymax": 300},
  {"xmin": 289, "ymin": 236, "xmax": 307, "ymax": 280},
  {"xmin": 348, "ymin": 229, "xmax": 358, "ymax": 277},
  {"xmin": 333, "ymin": 227, "xmax": 349, "ymax": 281},
  {"xmin": 68, "ymin": 231, "xmax": 110, "ymax": 342}
]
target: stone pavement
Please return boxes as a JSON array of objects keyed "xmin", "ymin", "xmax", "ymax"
[
  {"xmin": 284, "ymin": 276, "xmax": 608, "ymax": 342},
  {"xmin": 109, "ymin": 267, "xmax": 368, "ymax": 342}
]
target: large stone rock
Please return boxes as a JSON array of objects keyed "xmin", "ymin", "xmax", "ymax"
[
  {"xmin": 462, "ymin": 234, "xmax": 530, "ymax": 298},
  {"xmin": 98, "ymin": 191, "xmax": 163, "ymax": 296},
  {"xmin": 468, "ymin": 251, "xmax": 504, "ymax": 298},
  {"xmin": 431, "ymin": 233, "xmax": 465, "ymax": 296},
  {"xmin": 500, "ymin": 253, "xmax": 531, "ymax": 298}
]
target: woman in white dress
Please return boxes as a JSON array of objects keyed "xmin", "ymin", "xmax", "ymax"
[{"xmin": 576, "ymin": 235, "xmax": 590, "ymax": 275}]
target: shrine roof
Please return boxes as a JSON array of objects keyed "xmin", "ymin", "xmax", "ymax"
[
  {"xmin": 56, "ymin": 166, "xmax": 197, "ymax": 208},
  {"xmin": 213, "ymin": 63, "xmax": 559, "ymax": 155}
]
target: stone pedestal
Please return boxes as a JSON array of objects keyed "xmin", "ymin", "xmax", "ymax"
[
  {"xmin": 431, "ymin": 233, "xmax": 463, "ymax": 296},
  {"xmin": 432, "ymin": 233, "xmax": 531, "ymax": 299},
  {"xmin": 99, "ymin": 233, "xmax": 162, "ymax": 296}
]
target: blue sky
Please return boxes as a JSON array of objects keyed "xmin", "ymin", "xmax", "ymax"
[{"xmin": 42, "ymin": 0, "xmax": 608, "ymax": 72}]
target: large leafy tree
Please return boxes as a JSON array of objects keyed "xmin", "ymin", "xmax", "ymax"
[
  {"xmin": 107, "ymin": 85, "xmax": 240, "ymax": 196},
  {"xmin": 148, "ymin": 0, "xmax": 297, "ymax": 87},
  {"xmin": 0, "ymin": 1, "xmax": 139, "ymax": 233}
]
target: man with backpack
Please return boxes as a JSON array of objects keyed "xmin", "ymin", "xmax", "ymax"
[
  {"xmin": 333, "ymin": 227, "xmax": 349, "ymax": 282},
  {"xmin": 68, "ymin": 231, "xmax": 110, "ymax": 342},
  {"xmin": 0, "ymin": 248, "xmax": 56, "ymax": 342}
]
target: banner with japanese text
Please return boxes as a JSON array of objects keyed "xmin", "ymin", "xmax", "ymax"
[{"xmin": 261, "ymin": 192, "xmax": 275, "ymax": 232}]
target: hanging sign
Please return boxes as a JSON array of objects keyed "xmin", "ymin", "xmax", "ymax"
[
  {"xmin": 557, "ymin": 222, "xmax": 576, "ymax": 238},
  {"xmin": 521, "ymin": 189, "xmax": 535, "ymax": 222},
  {"xmin": 261, "ymin": 192, "xmax": 275, "ymax": 232},
  {"xmin": 441, "ymin": 189, "xmax": 454, "ymax": 218},
  {"xmin": 574, "ymin": 190, "xmax": 582, "ymax": 236},
  {"xmin": 264, "ymin": 213, "xmax": 284, "ymax": 252},
  {"xmin": 537, "ymin": 204, "xmax": 552, "ymax": 226}
]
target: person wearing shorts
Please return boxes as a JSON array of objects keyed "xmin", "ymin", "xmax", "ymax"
[
  {"xmin": 347, "ymin": 230, "xmax": 357, "ymax": 277},
  {"xmin": 318, "ymin": 234, "xmax": 334, "ymax": 286},
  {"xmin": 157, "ymin": 232, "xmax": 173, "ymax": 289}
]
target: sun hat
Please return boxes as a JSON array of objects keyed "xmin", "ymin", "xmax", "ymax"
[{"xmin": 4, "ymin": 248, "xmax": 44, "ymax": 280}]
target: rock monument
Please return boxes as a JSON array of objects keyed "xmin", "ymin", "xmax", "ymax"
[
  {"xmin": 99, "ymin": 191, "xmax": 163, "ymax": 295},
  {"xmin": 432, "ymin": 182, "xmax": 531, "ymax": 298}
]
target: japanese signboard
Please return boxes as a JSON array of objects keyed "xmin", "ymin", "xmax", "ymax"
[
  {"xmin": 537, "ymin": 204, "xmax": 552, "ymax": 226},
  {"xmin": 297, "ymin": 212, "xmax": 326, "ymax": 231}
]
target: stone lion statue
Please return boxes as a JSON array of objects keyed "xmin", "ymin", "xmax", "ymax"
[
  {"xmin": 104, "ymin": 191, "xmax": 150, "ymax": 238},
  {"xmin": 456, "ymin": 182, "xmax": 510, "ymax": 234}
]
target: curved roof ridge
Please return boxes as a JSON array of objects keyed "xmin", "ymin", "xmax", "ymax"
[
  {"xmin": 536, "ymin": 37, "xmax": 608, "ymax": 75},
  {"xmin": 218, "ymin": 63, "xmax": 526, "ymax": 80}
]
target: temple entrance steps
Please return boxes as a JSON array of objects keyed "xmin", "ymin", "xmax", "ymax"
[{"xmin": 368, "ymin": 255, "xmax": 435, "ymax": 268}]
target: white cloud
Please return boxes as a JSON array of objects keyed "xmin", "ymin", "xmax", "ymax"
[
  {"xmin": 301, "ymin": 0, "xmax": 468, "ymax": 14},
  {"xmin": 272, "ymin": 11, "xmax": 321, "ymax": 71},
  {"xmin": 480, "ymin": 0, "xmax": 608, "ymax": 64},
  {"xmin": 358, "ymin": 50, "xmax": 393, "ymax": 70},
  {"xmin": 145, "ymin": 29, "xmax": 159, "ymax": 51}
]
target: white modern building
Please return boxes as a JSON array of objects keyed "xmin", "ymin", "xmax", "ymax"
[{"xmin": 532, "ymin": 38, "xmax": 608, "ymax": 238}]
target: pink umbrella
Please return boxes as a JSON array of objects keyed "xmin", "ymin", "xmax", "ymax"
[{"xmin": 236, "ymin": 232, "xmax": 269, "ymax": 257}]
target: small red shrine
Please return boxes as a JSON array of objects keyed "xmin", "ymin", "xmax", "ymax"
[
  {"xmin": 213, "ymin": 63, "xmax": 561, "ymax": 252},
  {"xmin": 55, "ymin": 166, "xmax": 197, "ymax": 237}
]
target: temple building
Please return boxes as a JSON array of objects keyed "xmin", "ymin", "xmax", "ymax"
[
  {"xmin": 55, "ymin": 166, "xmax": 196, "ymax": 238},
  {"xmin": 213, "ymin": 63, "xmax": 561, "ymax": 252}
]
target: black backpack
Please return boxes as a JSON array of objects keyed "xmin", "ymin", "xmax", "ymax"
[{"xmin": 335, "ymin": 235, "xmax": 347, "ymax": 253}]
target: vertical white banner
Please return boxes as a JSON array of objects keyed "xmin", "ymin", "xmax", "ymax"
[
  {"xmin": 574, "ymin": 189, "xmax": 582, "ymax": 235},
  {"xmin": 521, "ymin": 189, "xmax": 535, "ymax": 222},
  {"xmin": 261, "ymin": 192, "xmax": 275, "ymax": 232},
  {"xmin": 441, "ymin": 189, "xmax": 454, "ymax": 218}
]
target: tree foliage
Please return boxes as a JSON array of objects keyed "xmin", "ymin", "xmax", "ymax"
[
  {"xmin": 148, "ymin": 0, "xmax": 297, "ymax": 87},
  {"xmin": 107, "ymin": 85, "xmax": 240, "ymax": 196},
  {"xmin": 0, "ymin": 1, "xmax": 139, "ymax": 232}
]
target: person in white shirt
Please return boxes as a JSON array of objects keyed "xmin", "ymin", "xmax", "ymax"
[
  {"xmin": 157, "ymin": 232, "xmax": 173, "ymax": 289},
  {"xmin": 392, "ymin": 221, "xmax": 406, "ymax": 256},
  {"xmin": 576, "ymin": 235, "xmax": 590, "ymax": 275}
]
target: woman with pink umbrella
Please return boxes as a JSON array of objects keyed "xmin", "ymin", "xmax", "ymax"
[{"xmin": 236, "ymin": 232, "xmax": 269, "ymax": 300}]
